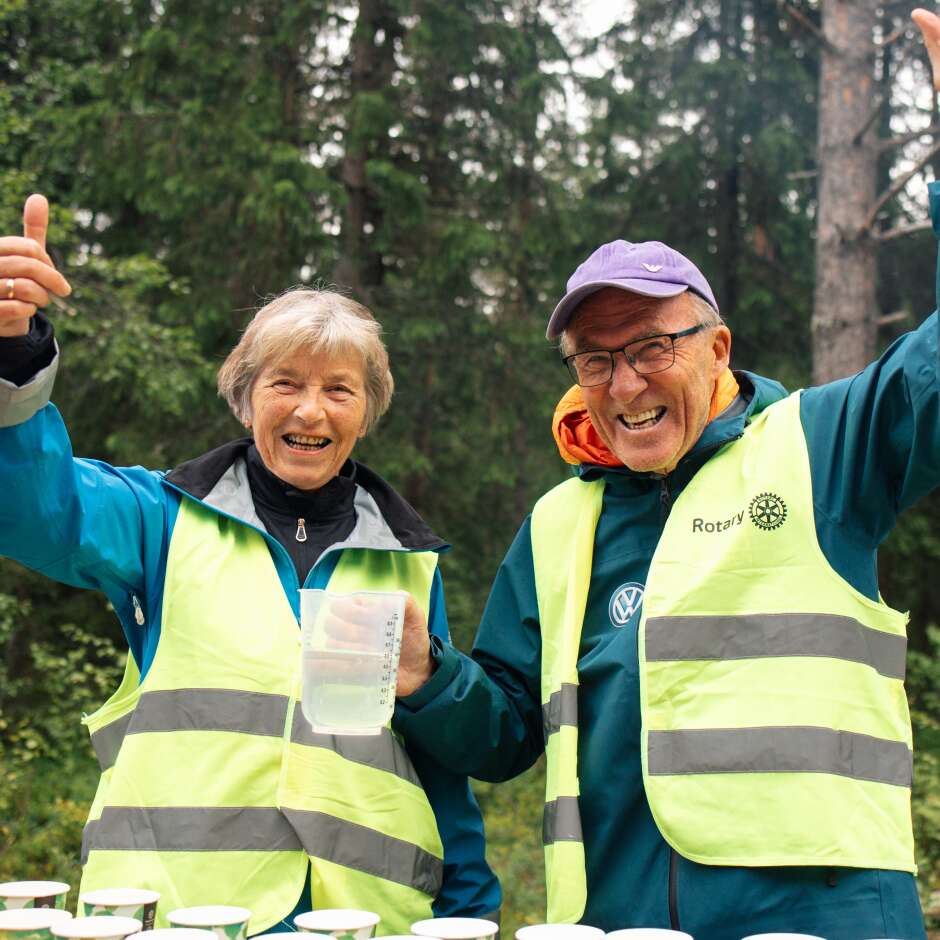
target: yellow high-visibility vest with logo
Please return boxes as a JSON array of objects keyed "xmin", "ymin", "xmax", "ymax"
[
  {"xmin": 531, "ymin": 391, "xmax": 915, "ymax": 924},
  {"xmin": 80, "ymin": 498, "xmax": 444, "ymax": 936}
]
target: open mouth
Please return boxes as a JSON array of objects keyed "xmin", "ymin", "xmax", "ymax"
[
  {"xmin": 618, "ymin": 407, "xmax": 666, "ymax": 431},
  {"xmin": 283, "ymin": 433, "xmax": 330, "ymax": 451}
]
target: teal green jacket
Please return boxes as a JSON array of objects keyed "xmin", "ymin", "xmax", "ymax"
[{"xmin": 395, "ymin": 186, "xmax": 940, "ymax": 939}]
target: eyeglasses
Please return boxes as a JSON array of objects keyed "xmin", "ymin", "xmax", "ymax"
[{"xmin": 562, "ymin": 323, "xmax": 711, "ymax": 387}]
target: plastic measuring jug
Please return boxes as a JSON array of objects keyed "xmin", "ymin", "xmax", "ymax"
[{"xmin": 300, "ymin": 589, "xmax": 406, "ymax": 735}]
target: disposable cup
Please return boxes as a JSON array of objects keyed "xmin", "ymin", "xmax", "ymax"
[
  {"xmin": 411, "ymin": 919, "xmax": 499, "ymax": 940},
  {"xmin": 50, "ymin": 916, "xmax": 141, "ymax": 940},
  {"xmin": 0, "ymin": 908, "xmax": 73, "ymax": 940},
  {"xmin": 165, "ymin": 908, "xmax": 250, "ymax": 940},
  {"xmin": 0, "ymin": 884, "xmax": 70, "ymax": 912},
  {"xmin": 300, "ymin": 589, "xmax": 406, "ymax": 735},
  {"xmin": 605, "ymin": 932, "xmax": 694, "ymax": 940},
  {"xmin": 740, "ymin": 936, "xmax": 827, "ymax": 940},
  {"xmin": 135, "ymin": 932, "xmax": 216, "ymax": 940},
  {"xmin": 79, "ymin": 891, "xmax": 159, "ymax": 932},
  {"xmin": 294, "ymin": 909, "xmax": 381, "ymax": 940},
  {"xmin": 516, "ymin": 927, "xmax": 605, "ymax": 940},
  {"xmin": 252, "ymin": 936, "xmax": 331, "ymax": 940}
]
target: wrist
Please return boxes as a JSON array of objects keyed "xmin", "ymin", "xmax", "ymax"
[{"xmin": 0, "ymin": 318, "xmax": 31, "ymax": 338}]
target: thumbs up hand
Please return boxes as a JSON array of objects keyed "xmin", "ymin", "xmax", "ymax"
[
  {"xmin": 913, "ymin": 9, "xmax": 940, "ymax": 92},
  {"xmin": 0, "ymin": 194, "xmax": 72, "ymax": 338}
]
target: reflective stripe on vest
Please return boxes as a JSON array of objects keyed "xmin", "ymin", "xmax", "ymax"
[
  {"xmin": 80, "ymin": 498, "xmax": 443, "ymax": 935},
  {"xmin": 531, "ymin": 476, "xmax": 603, "ymax": 924},
  {"xmin": 82, "ymin": 805, "xmax": 442, "ymax": 896},
  {"xmin": 90, "ymin": 688, "xmax": 422, "ymax": 788},
  {"xmin": 531, "ymin": 390, "xmax": 916, "ymax": 886}
]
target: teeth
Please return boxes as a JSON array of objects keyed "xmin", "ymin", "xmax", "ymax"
[
  {"xmin": 285, "ymin": 434, "xmax": 328, "ymax": 447},
  {"xmin": 621, "ymin": 407, "xmax": 664, "ymax": 429}
]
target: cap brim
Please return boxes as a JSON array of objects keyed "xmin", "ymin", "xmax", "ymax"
[{"xmin": 545, "ymin": 279, "xmax": 689, "ymax": 340}]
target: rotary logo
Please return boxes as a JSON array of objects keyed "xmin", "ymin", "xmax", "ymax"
[{"xmin": 748, "ymin": 492, "xmax": 787, "ymax": 531}]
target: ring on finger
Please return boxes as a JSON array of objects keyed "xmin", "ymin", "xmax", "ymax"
[{"xmin": 4, "ymin": 278, "xmax": 14, "ymax": 301}]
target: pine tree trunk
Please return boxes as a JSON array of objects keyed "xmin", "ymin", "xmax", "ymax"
[{"xmin": 812, "ymin": 0, "xmax": 880, "ymax": 383}]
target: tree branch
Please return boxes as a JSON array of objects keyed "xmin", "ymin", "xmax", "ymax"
[
  {"xmin": 878, "ymin": 219, "xmax": 934, "ymax": 242},
  {"xmin": 853, "ymin": 95, "xmax": 886, "ymax": 146},
  {"xmin": 878, "ymin": 124, "xmax": 940, "ymax": 153},
  {"xmin": 878, "ymin": 310, "xmax": 910, "ymax": 326},
  {"xmin": 780, "ymin": 1, "xmax": 836, "ymax": 52},
  {"xmin": 876, "ymin": 24, "xmax": 906, "ymax": 48},
  {"xmin": 864, "ymin": 139, "xmax": 940, "ymax": 230},
  {"xmin": 786, "ymin": 169, "xmax": 818, "ymax": 181}
]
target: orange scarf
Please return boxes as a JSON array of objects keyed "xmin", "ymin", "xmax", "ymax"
[{"xmin": 551, "ymin": 368, "xmax": 740, "ymax": 470}]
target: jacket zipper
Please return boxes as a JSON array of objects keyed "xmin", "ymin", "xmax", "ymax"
[
  {"xmin": 131, "ymin": 594, "xmax": 145, "ymax": 626},
  {"xmin": 659, "ymin": 477, "xmax": 672, "ymax": 522},
  {"xmin": 295, "ymin": 518, "xmax": 307, "ymax": 542},
  {"xmin": 669, "ymin": 849, "xmax": 681, "ymax": 929}
]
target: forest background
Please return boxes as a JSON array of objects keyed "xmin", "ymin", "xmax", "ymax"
[{"xmin": 4, "ymin": 0, "xmax": 940, "ymax": 934}]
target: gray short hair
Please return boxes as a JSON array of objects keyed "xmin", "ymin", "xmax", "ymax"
[
  {"xmin": 217, "ymin": 288, "xmax": 394, "ymax": 433},
  {"xmin": 558, "ymin": 289, "xmax": 723, "ymax": 356}
]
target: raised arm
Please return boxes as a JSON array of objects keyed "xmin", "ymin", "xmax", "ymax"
[{"xmin": 0, "ymin": 196, "xmax": 166, "ymax": 626}]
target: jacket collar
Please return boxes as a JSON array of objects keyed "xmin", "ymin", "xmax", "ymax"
[{"xmin": 163, "ymin": 438, "xmax": 448, "ymax": 553}]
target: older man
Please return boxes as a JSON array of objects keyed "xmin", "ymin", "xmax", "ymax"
[{"xmin": 391, "ymin": 14, "xmax": 940, "ymax": 939}]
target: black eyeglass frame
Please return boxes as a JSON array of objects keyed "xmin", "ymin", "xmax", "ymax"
[{"xmin": 562, "ymin": 322, "xmax": 712, "ymax": 387}]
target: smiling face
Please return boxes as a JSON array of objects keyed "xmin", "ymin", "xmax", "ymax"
[
  {"xmin": 570, "ymin": 288, "xmax": 731, "ymax": 474},
  {"xmin": 247, "ymin": 346, "xmax": 368, "ymax": 491}
]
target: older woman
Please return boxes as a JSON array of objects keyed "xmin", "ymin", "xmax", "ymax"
[{"xmin": 0, "ymin": 196, "xmax": 499, "ymax": 934}]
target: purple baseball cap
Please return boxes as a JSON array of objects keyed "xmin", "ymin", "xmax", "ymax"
[{"xmin": 546, "ymin": 239, "xmax": 719, "ymax": 340}]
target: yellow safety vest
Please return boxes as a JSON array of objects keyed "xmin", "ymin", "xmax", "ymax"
[
  {"xmin": 80, "ymin": 497, "xmax": 444, "ymax": 936},
  {"xmin": 531, "ymin": 391, "xmax": 915, "ymax": 923}
]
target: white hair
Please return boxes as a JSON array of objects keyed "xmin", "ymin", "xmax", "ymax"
[{"xmin": 217, "ymin": 288, "xmax": 394, "ymax": 433}]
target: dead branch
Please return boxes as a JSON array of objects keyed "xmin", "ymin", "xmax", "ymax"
[
  {"xmin": 878, "ymin": 310, "xmax": 910, "ymax": 326},
  {"xmin": 786, "ymin": 169, "xmax": 818, "ymax": 181},
  {"xmin": 878, "ymin": 219, "xmax": 934, "ymax": 242},
  {"xmin": 853, "ymin": 95, "xmax": 886, "ymax": 146},
  {"xmin": 878, "ymin": 124, "xmax": 940, "ymax": 153},
  {"xmin": 780, "ymin": 1, "xmax": 836, "ymax": 52},
  {"xmin": 864, "ymin": 139, "xmax": 940, "ymax": 230},
  {"xmin": 876, "ymin": 24, "xmax": 906, "ymax": 48}
]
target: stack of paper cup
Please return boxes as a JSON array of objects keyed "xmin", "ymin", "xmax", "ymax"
[
  {"xmin": 516, "ymin": 926, "xmax": 604, "ymax": 940},
  {"xmin": 411, "ymin": 919, "xmax": 499, "ymax": 940},
  {"xmin": 606, "ymin": 932, "xmax": 694, "ymax": 940},
  {"xmin": 0, "ymin": 884, "xmax": 70, "ymax": 912},
  {"xmin": 50, "ymin": 916, "xmax": 141, "ymax": 940},
  {"xmin": 136, "ymin": 931, "xmax": 216, "ymax": 940},
  {"xmin": 515, "ymin": 927, "xmax": 604, "ymax": 940},
  {"xmin": 0, "ymin": 907, "xmax": 73, "ymax": 940},
  {"xmin": 165, "ymin": 908, "xmax": 251, "ymax": 940},
  {"xmin": 79, "ymin": 891, "xmax": 159, "ymax": 932},
  {"xmin": 294, "ymin": 909, "xmax": 381, "ymax": 940}
]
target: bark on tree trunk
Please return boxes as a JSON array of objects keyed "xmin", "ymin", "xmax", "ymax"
[
  {"xmin": 335, "ymin": 0, "xmax": 398, "ymax": 300},
  {"xmin": 812, "ymin": 0, "xmax": 880, "ymax": 383}
]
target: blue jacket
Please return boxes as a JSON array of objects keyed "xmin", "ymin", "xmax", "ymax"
[
  {"xmin": 394, "ymin": 188, "xmax": 940, "ymax": 940},
  {"xmin": 0, "ymin": 353, "xmax": 501, "ymax": 924}
]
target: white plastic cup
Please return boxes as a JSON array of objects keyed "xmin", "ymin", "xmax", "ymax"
[
  {"xmin": 0, "ymin": 908, "xmax": 73, "ymax": 940},
  {"xmin": 411, "ymin": 919, "xmax": 499, "ymax": 940},
  {"xmin": 50, "ymin": 916, "xmax": 141, "ymax": 940},
  {"xmin": 165, "ymin": 908, "xmax": 250, "ymax": 940},
  {"xmin": 0, "ymin": 884, "xmax": 70, "ymax": 912},
  {"xmin": 300, "ymin": 589, "xmax": 406, "ymax": 735},
  {"xmin": 740, "ymin": 936, "xmax": 827, "ymax": 940},
  {"xmin": 605, "ymin": 932, "xmax": 694, "ymax": 940},
  {"xmin": 516, "ymin": 927, "xmax": 604, "ymax": 940},
  {"xmin": 79, "ymin": 891, "xmax": 160, "ymax": 932},
  {"xmin": 135, "ymin": 932, "xmax": 216, "ymax": 940},
  {"xmin": 294, "ymin": 909, "xmax": 381, "ymax": 940}
]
